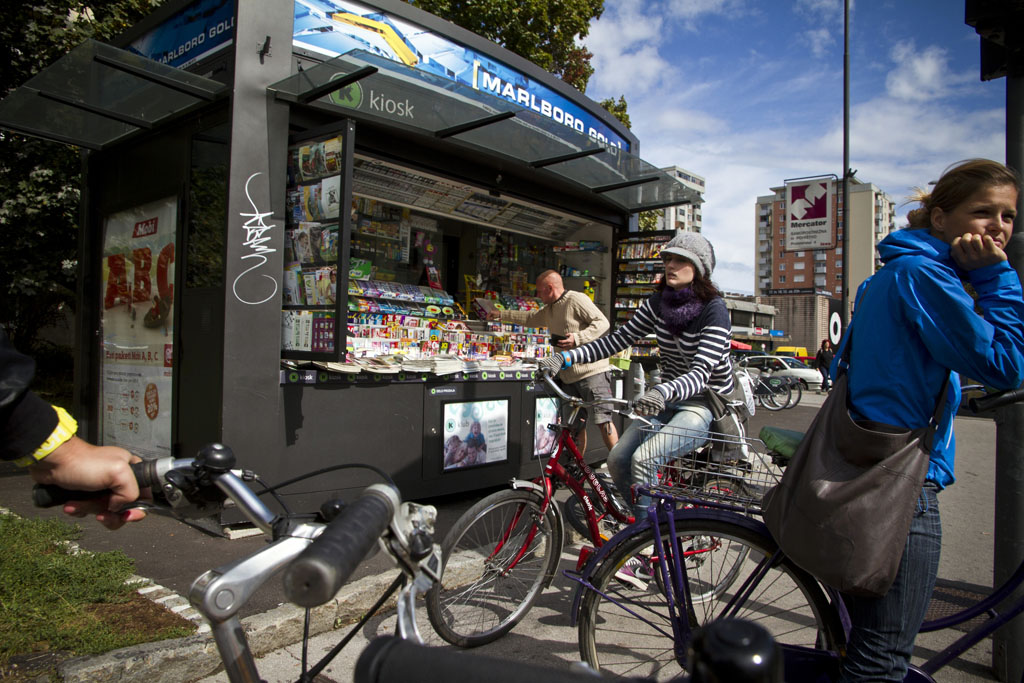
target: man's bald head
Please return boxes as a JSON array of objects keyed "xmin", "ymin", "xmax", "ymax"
[{"xmin": 535, "ymin": 270, "xmax": 564, "ymax": 304}]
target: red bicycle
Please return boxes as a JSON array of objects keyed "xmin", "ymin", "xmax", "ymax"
[{"xmin": 425, "ymin": 369, "xmax": 641, "ymax": 647}]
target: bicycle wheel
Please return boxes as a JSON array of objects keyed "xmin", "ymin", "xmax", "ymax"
[
  {"xmin": 578, "ymin": 513, "xmax": 844, "ymax": 680},
  {"xmin": 785, "ymin": 380, "xmax": 803, "ymax": 408},
  {"xmin": 759, "ymin": 382, "xmax": 791, "ymax": 411},
  {"xmin": 426, "ymin": 488, "xmax": 562, "ymax": 647}
]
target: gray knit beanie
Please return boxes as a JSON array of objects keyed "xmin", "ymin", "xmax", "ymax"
[{"xmin": 659, "ymin": 232, "xmax": 716, "ymax": 278}]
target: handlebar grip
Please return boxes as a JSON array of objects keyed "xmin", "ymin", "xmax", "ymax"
[
  {"xmin": 32, "ymin": 460, "xmax": 155, "ymax": 508},
  {"xmin": 283, "ymin": 484, "xmax": 399, "ymax": 608},
  {"xmin": 355, "ymin": 636, "xmax": 607, "ymax": 683},
  {"xmin": 969, "ymin": 387, "xmax": 1024, "ymax": 413}
]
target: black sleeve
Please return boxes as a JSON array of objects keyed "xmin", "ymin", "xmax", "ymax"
[{"xmin": 1, "ymin": 330, "xmax": 58, "ymax": 462}]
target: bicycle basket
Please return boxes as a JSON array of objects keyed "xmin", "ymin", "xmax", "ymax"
[{"xmin": 640, "ymin": 423, "xmax": 781, "ymax": 514}]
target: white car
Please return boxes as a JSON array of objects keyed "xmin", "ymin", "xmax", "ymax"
[{"xmin": 736, "ymin": 354, "xmax": 822, "ymax": 389}]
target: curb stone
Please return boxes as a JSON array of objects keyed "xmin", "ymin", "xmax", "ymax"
[{"xmin": 58, "ymin": 569, "xmax": 405, "ymax": 682}]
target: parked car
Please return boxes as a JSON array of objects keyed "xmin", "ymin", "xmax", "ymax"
[
  {"xmin": 773, "ymin": 346, "xmax": 809, "ymax": 358},
  {"xmin": 735, "ymin": 354, "xmax": 822, "ymax": 389}
]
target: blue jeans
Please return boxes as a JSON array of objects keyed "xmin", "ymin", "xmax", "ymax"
[
  {"xmin": 820, "ymin": 368, "xmax": 832, "ymax": 391},
  {"xmin": 838, "ymin": 482, "xmax": 942, "ymax": 682},
  {"xmin": 606, "ymin": 400, "xmax": 712, "ymax": 517}
]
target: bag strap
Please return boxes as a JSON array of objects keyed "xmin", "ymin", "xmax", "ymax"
[{"xmin": 840, "ymin": 275, "xmax": 953, "ymax": 446}]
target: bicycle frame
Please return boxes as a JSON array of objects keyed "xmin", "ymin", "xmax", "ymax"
[
  {"xmin": 915, "ymin": 557, "xmax": 1024, "ymax": 676},
  {"xmin": 543, "ymin": 418, "xmax": 634, "ymax": 541},
  {"xmin": 564, "ymin": 495, "xmax": 730, "ymax": 669},
  {"xmin": 494, "ymin": 396, "xmax": 636, "ymax": 579}
]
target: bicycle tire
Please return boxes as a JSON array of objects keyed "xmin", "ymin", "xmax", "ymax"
[
  {"xmin": 426, "ymin": 488, "xmax": 562, "ymax": 647},
  {"xmin": 759, "ymin": 382, "xmax": 791, "ymax": 411},
  {"xmin": 785, "ymin": 380, "xmax": 803, "ymax": 408},
  {"xmin": 578, "ymin": 513, "xmax": 844, "ymax": 680}
]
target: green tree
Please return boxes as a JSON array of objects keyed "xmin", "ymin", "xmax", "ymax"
[
  {"xmin": 0, "ymin": 1, "xmax": 162, "ymax": 352},
  {"xmin": 408, "ymin": 0, "xmax": 603, "ymax": 92},
  {"xmin": 598, "ymin": 95, "xmax": 630, "ymax": 130},
  {"xmin": 637, "ymin": 210, "xmax": 661, "ymax": 231}
]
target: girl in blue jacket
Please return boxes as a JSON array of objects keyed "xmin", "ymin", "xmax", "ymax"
[{"xmin": 834, "ymin": 159, "xmax": 1024, "ymax": 682}]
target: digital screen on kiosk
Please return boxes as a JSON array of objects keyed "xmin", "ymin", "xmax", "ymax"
[
  {"xmin": 534, "ymin": 396, "xmax": 559, "ymax": 458},
  {"xmin": 442, "ymin": 399, "xmax": 509, "ymax": 471}
]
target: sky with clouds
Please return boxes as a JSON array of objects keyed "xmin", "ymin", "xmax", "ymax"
[{"xmin": 582, "ymin": 0, "xmax": 1007, "ymax": 294}]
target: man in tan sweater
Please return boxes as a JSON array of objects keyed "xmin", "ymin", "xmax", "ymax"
[{"xmin": 491, "ymin": 270, "xmax": 619, "ymax": 454}]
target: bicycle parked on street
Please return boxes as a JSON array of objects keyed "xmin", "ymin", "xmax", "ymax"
[
  {"xmin": 425, "ymin": 369, "xmax": 645, "ymax": 648},
  {"xmin": 737, "ymin": 367, "xmax": 801, "ymax": 411},
  {"xmin": 566, "ymin": 385, "xmax": 1024, "ymax": 682}
]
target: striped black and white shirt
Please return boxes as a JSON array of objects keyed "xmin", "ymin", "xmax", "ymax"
[{"xmin": 564, "ymin": 295, "xmax": 734, "ymax": 403}]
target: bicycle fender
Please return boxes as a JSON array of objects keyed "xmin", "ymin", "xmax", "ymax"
[
  {"xmin": 566, "ymin": 507, "xmax": 771, "ymax": 626},
  {"xmin": 508, "ymin": 480, "xmax": 565, "ymax": 590}
]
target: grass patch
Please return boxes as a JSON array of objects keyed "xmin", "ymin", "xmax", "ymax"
[{"xmin": 0, "ymin": 512, "xmax": 196, "ymax": 669}]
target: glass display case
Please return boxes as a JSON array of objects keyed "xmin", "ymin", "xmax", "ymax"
[{"xmin": 280, "ymin": 124, "xmax": 353, "ymax": 359}]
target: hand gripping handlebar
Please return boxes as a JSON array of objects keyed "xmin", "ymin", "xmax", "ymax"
[
  {"xmin": 32, "ymin": 458, "xmax": 166, "ymax": 508},
  {"xmin": 282, "ymin": 483, "xmax": 400, "ymax": 607}
]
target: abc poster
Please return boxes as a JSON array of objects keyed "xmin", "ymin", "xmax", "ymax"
[{"xmin": 98, "ymin": 197, "xmax": 177, "ymax": 458}]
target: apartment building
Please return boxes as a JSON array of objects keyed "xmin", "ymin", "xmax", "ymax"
[
  {"xmin": 754, "ymin": 177, "xmax": 896, "ymax": 351},
  {"xmin": 656, "ymin": 166, "xmax": 705, "ymax": 232}
]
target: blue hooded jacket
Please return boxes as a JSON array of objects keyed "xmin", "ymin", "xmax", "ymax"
[{"xmin": 832, "ymin": 228, "xmax": 1024, "ymax": 488}]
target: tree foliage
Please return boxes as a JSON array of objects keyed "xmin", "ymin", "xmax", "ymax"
[
  {"xmin": 0, "ymin": 1, "xmax": 163, "ymax": 351},
  {"xmin": 597, "ymin": 95, "xmax": 630, "ymax": 130},
  {"xmin": 409, "ymin": 0, "xmax": 603, "ymax": 92}
]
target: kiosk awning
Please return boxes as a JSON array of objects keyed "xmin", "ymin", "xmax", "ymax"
[
  {"xmin": 0, "ymin": 40, "xmax": 227, "ymax": 151},
  {"xmin": 269, "ymin": 50, "xmax": 701, "ymax": 214}
]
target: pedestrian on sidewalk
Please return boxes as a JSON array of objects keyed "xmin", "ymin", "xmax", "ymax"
[{"xmin": 815, "ymin": 339, "xmax": 834, "ymax": 393}]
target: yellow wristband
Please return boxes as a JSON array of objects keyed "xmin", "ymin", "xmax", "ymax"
[{"xmin": 15, "ymin": 406, "xmax": 78, "ymax": 467}]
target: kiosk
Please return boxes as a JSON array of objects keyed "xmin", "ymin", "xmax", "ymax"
[{"xmin": 0, "ymin": 0, "xmax": 699, "ymax": 508}]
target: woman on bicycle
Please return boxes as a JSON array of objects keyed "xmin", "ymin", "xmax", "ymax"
[
  {"xmin": 833, "ymin": 159, "xmax": 1024, "ymax": 682},
  {"xmin": 540, "ymin": 230, "xmax": 733, "ymax": 530}
]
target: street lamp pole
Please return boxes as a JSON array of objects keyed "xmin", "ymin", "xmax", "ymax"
[{"xmin": 841, "ymin": 0, "xmax": 850, "ymax": 328}]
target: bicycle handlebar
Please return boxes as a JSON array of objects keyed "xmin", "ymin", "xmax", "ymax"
[
  {"xmin": 969, "ymin": 386, "xmax": 1024, "ymax": 413},
  {"xmin": 354, "ymin": 636, "xmax": 615, "ymax": 683},
  {"xmin": 537, "ymin": 368, "xmax": 648, "ymax": 424},
  {"xmin": 282, "ymin": 484, "xmax": 399, "ymax": 607},
  {"xmin": 32, "ymin": 460, "xmax": 157, "ymax": 508}
]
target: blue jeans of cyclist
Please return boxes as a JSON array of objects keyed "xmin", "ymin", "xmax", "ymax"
[
  {"xmin": 839, "ymin": 481, "xmax": 942, "ymax": 682},
  {"xmin": 606, "ymin": 399, "xmax": 712, "ymax": 518}
]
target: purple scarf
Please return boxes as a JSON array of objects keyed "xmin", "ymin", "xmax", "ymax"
[{"xmin": 660, "ymin": 286, "xmax": 705, "ymax": 336}]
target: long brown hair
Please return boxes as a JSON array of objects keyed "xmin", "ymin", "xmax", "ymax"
[{"xmin": 905, "ymin": 158, "xmax": 1021, "ymax": 228}]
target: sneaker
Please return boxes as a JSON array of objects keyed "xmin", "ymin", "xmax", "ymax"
[{"xmin": 614, "ymin": 556, "xmax": 652, "ymax": 590}]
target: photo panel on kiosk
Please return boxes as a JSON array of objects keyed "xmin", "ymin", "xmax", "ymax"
[
  {"xmin": 422, "ymin": 380, "xmax": 523, "ymax": 488},
  {"xmin": 523, "ymin": 378, "xmax": 561, "ymax": 464}
]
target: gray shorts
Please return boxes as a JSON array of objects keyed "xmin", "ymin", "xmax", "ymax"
[{"xmin": 563, "ymin": 372, "xmax": 615, "ymax": 424}]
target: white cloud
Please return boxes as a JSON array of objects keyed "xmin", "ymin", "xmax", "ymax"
[
  {"xmin": 885, "ymin": 41, "xmax": 975, "ymax": 101},
  {"xmin": 795, "ymin": 0, "xmax": 844, "ymax": 20},
  {"xmin": 582, "ymin": 1, "xmax": 1004, "ymax": 294},
  {"xmin": 666, "ymin": 0, "xmax": 749, "ymax": 23},
  {"xmin": 803, "ymin": 27, "xmax": 834, "ymax": 58},
  {"xmin": 586, "ymin": 2, "xmax": 673, "ymax": 96}
]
